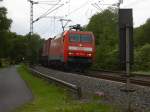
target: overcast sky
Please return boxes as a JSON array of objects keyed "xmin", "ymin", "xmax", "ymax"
[{"xmin": 0, "ymin": 0, "xmax": 150, "ymax": 39}]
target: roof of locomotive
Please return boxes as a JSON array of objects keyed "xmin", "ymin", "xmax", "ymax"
[
  {"xmin": 63, "ymin": 30, "xmax": 93, "ymax": 34},
  {"xmin": 46, "ymin": 30, "xmax": 94, "ymax": 41}
]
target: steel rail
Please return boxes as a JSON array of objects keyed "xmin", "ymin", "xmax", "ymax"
[
  {"xmin": 85, "ymin": 70, "xmax": 150, "ymax": 87},
  {"xmin": 29, "ymin": 68, "xmax": 82, "ymax": 98},
  {"xmin": 91, "ymin": 69, "xmax": 150, "ymax": 77},
  {"xmin": 31, "ymin": 65, "xmax": 150, "ymax": 88}
]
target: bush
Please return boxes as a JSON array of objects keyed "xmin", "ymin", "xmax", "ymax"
[
  {"xmin": 92, "ymin": 47, "xmax": 119, "ymax": 70},
  {"xmin": 0, "ymin": 58, "xmax": 10, "ymax": 67},
  {"xmin": 134, "ymin": 44, "xmax": 150, "ymax": 70}
]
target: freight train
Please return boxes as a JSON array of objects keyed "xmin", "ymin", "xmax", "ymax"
[{"xmin": 40, "ymin": 25, "xmax": 96, "ymax": 71}]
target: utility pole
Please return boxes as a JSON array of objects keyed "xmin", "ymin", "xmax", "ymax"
[
  {"xmin": 27, "ymin": 0, "xmax": 63, "ymax": 35},
  {"xmin": 60, "ymin": 19, "xmax": 71, "ymax": 31},
  {"xmin": 28, "ymin": 0, "xmax": 38, "ymax": 35}
]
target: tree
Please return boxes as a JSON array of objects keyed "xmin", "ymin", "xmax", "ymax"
[
  {"xmin": 134, "ymin": 18, "xmax": 150, "ymax": 70},
  {"xmin": 0, "ymin": 6, "xmax": 44, "ymax": 66},
  {"xmin": 0, "ymin": 7, "xmax": 12, "ymax": 58},
  {"xmin": 134, "ymin": 44, "xmax": 150, "ymax": 70},
  {"xmin": 25, "ymin": 34, "xmax": 44, "ymax": 64},
  {"xmin": 0, "ymin": 7, "xmax": 12, "ymax": 31},
  {"xmin": 86, "ymin": 8, "xmax": 119, "ymax": 70},
  {"xmin": 134, "ymin": 19, "xmax": 150, "ymax": 47}
]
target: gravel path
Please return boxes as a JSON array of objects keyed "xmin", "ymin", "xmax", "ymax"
[
  {"xmin": 0, "ymin": 66, "xmax": 32, "ymax": 112},
  {"xmin": 34, "ymin": 66, "xmax": 150, "ymax": 112}
]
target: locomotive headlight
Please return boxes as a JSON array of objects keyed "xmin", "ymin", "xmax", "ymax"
[
  {"xmin": 68, "ymin": 52, "xmax": 74, "ymax": 55},
  {"xmin": 87, "ymin": 53, "xmax": 92, "ymax": 56}
]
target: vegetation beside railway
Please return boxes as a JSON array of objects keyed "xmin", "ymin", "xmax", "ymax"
[
  {"xmin": 0, "ymin": 7, "xmax": 44, "ymax": 67},
  {"xmin": 16, "ymin": 65, "xmax": 114, "ymax": 112},
  {"xmin": 85, "ymin": 8, "xmax": 150, "ymax": 71},
  {"xmin": 0, "ymin": 5, "xmax": 150, "ymax": 71}
]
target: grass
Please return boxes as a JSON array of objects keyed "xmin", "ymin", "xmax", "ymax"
[{"xmin": 15, "ymin": 65, "xmax": 115, "ymax": 112}]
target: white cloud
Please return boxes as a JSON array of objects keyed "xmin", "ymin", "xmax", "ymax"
[{"xmin": 1, "ymin": 0, "xmax": 150, "ymax": 38}]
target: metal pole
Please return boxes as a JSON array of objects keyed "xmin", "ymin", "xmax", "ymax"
[
  {"xmin": 60, "ymin": 19, "xmax": 64, "ymax": 31},
  {"xmin": 30, "ymin": 1, "xmax": 33, "ymax": 35},
  {"xmin": 60, "ymin": 19, "xmax": 71, "ymax": 31},
  {"xmin": 28, "ymin": 0, "xmax": 38, "ymax": 35},
  {"xmin": 125, "ymin": 25, "xmax": 132, "ymax": 111},
  {"xmin": 126, "ymin": 25, "xmax": 130, "ymax": 88}
]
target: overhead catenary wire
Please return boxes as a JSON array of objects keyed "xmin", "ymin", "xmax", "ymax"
[
  {"xmin": 65, "ymin": 0, "xmax": 90, "ymax": 17},
  {"xmin": 37, "ymin": 3, "xmax": 63, "ymax": 5},
  {"xmin": 37, "ymin": 0, "xmax": 61, "ymax": 19},
  {"xmin": 91, "ymin": 3, "xmax": 103, "ymax": 12},
  {"xmin": 34, "ymin": 0, "xmax": 122, "ymax": 37},
  {"xmin": 42, "ymin": 3, "xmax": 64, "ymax": 17},
  {"xmin": 36, "ymin": 16, "xmax": 58, "ymax": 37},
  {"xmin": 91, "ymin": 3, "xmax": 100, "ymax": 11},
  {"xmin": 36, "ymin": 0, "xmax": 59, "ymax": 3},
  {"xmin": 33, "ymin": 3, "xmax": 64, "ymax": 23},
  {"xmin": 94, "ymin": 3, "xmax": 103, "ymax": 11}
]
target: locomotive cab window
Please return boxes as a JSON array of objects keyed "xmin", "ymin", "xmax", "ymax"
[
  {"xmin": 80, "ymin": 34, "xmax": 92, "ymax": 43},
  {"xmin": 69, "ymin": 34, "xmax": 80, "ymax": 42},
  {"xmin": 69, "ymin": 34, "xmax": 93, "ymax": 43}
]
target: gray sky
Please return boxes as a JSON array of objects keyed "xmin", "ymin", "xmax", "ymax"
[{"xmin": 1, "ymin": 0, "xmax": 150, "ymax": 39}]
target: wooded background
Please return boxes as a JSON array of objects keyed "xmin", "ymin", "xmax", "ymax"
[{"xmin": 0, "ymin": 7, "xmax": 150, "ymax": 71}]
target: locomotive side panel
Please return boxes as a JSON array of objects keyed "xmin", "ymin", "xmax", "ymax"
[{"xmin": 63, "ymin": 31, "xmax": 69, "ymax": 63}]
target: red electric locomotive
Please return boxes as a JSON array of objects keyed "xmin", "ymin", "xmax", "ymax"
[{"xmin": 41, "ymin": 25, "xmax": 96, "ymax": 70}]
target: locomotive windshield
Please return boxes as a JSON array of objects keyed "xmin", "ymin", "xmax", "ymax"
[
  {"xmin": 80, "ymin": 34, "xmax": 92, "ymax": 43},
  {"xmin": 69, "ymin": 34, "xmax": 80, "ymax": 42},
  {"xmin": 69, "ymin": 34, "xmax": 92, "ymax": 43}
]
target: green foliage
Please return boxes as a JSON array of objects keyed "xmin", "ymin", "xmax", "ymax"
[
  {"xmin": 134, "ymin": 44, "xmax": 150, "ymax": 70},
  {"xmin": 0, "ymin": 6, "xmax": 44, "ymax": 65},
  {"xmin": 134, "ymin": 19, "xmax": 150, "ymax": 47},
  {"xmin": 0, "ymin": 7, "xmax": 12, "ymax": 31},
  {"xmin": 86, "ymin": 7, "xmax": 150, "ymax": 71},
  {"xmin": 0, "ymin": 7, "xmax": 12, "ymax": 58},
  {"xmin": 134, "ymin": 19, "xmax": 150, "ymax": 71},
  {"xmin": 86, "ymin": 8, "xmax": 119, "ymax": 70},
  {"xmin": 1, "ymin": 5, "xmax": 150, "ymax": 71},
  {"xmin": 25, "ymin": 34, "xmax": 44, "ymax": 64}
]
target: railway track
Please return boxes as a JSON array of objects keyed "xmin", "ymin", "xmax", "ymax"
[
  {"xmin": 83, "ymin": 69, "xmax": 150, "ymax": 87},
  {"xmin": 29, "ymin": 67, "xmax": 82, "ymax": 98},
  {"xmin": 32, "ymin": 65, "xmax": 150, "ymax": 87},
  {"xmin": 91, "ymin": 68, "xmax": 150, "ymax": 77},
  {"xmin": 30, "ymin": 65, "xmax": 150, "ymax": 112}
]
